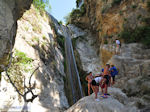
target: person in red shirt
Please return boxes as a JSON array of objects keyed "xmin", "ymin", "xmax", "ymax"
[{"xmin": 85, "ymin": 72, "xmax": 94, "ymax": 96}]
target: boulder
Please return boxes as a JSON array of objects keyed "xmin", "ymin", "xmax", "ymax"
[{"xmin": 65, "ymin": 92, "xmax": 138, "ymax": 112}]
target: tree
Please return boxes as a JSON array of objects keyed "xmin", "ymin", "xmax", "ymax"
[{"xmin": 33, "ymin": 0, "xmax": 51, "ymax": 11}]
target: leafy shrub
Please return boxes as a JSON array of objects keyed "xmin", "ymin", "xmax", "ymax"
[
  {"xmin": 76, "ymin": 0, "xmax": 82, "ymax": 8},
  {"xmin": 42, "ymin": 35, "xmax": 47, "ymax": 40},
  {"xmin": 33, "ymin": 0, "xmax": 51, "ymax": 11},
  {"xmin": 7, "ymin": 50, "xmax": 33, "ymax": 97},
  {"xmin": 58, "ymin": 21, "xmax": 63, "ymax": 25},
  {"xmin": 64, "ymin": 4, "xmax": 86, "ymax": 24},
  {"xmin": 147, "ymin": 0, "xmax": 150, "ymax": 9},
  {"xmin": 137, "ymin": 15, "xmax": 142, "ymax": 20},
  {"xmin": 104, "ymin": 39, "xmax": 108, "ymax": 44},
  {"xmin": 119, "ymin": 11, "xmax": 123, "ymax": 15},
  {"xmin": 14, "ymin": 50, "xmax": 33, "ymax": 65},
  {"xmin": 141, "ymin": 17, "xmax": 150, "ymax": 25},
  {"xmin": 112, "ymin": 0, "xmax": 122, "ymax": 5},
  {"xmin": 132, "ymin": 5, "xmax": 137, "ymax": 9},
  {"xmin": 70, "ymin": 4, "xmax": 86, "ymax": 18},
  {"xmin": 120, "ymin": 26, "xmax": 150, "ymax": 47},
  {"xmin": 32, "ymin": 36, "xmax": 40, "ymax": 43}
]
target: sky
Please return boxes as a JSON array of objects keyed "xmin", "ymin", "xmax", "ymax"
[{"xmin": 48, "ymin": 0, "xmax": 76, "ymax": 23}]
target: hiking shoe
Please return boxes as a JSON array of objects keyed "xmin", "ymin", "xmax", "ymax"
[{"xmin": 95, "ymin": 98, "xmax": 100, "ymax": 102}]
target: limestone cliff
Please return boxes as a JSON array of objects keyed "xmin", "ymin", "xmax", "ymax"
[
  {"xmin": 0, "ymin": 6, "xmax": 69, "ymax": 112},
  {"xmin": 68, "ymin": 0, "xmax": 150, "ymax": 111},
  {"xmin": 0, "ymin": 0, "xmax": 32, "ymax": 72}
]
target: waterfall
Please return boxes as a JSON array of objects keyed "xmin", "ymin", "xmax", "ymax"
[
  {"xmin": 79, "ymin": 0, "xmax": 84, "ymax": 9},
  {"xmin": 48, "ymin": 14, "xmax": 84, "ymax": 104},
  {"xmin": 62, "ymin": 26, "xmax": 84, "ymax": 103}
]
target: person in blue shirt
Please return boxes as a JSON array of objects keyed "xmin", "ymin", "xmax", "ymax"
[{"xmin": 110, "ymin": 65, "xmax": 118, "ymax": 85}]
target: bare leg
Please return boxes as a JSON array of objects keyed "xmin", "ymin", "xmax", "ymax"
[
  {"xmin": 93, "ymin": 86, "xmax": 99, "ymax": 99},
  {"xmin": 104, "ymin": 84, "xmax": 108, "ymax": 94},
  {"xmin": 88, "ymin": 83, "xmax": 91, "ymax": 96}
]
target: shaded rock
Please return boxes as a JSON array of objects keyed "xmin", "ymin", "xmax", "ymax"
[
  {"xmin": 0, "ymin": 0, "xmax": 32, "ymax": 72},
  {"xmin": 0, "ymin": 6, "xmax": 69, "ymax": 112}
]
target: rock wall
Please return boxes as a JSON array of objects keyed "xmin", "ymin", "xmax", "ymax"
[
  {"xmin": 0, "ymin": 6, "xmax": 69, "ymax": 112},
  {"xmin": 72, "ymin": 0, "xmax": 150, "ymax": 41},
  {"xmin": 69, "ymin": 0, "xmax": 150, "ymax": 111},
  {"xmin": 0, "ymin": 0, "xmax": 32, "ymax": 72}
]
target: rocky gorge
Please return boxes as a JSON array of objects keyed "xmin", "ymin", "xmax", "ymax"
[{"xmin": 0, "ymin": 0, "xmax": 150, "ymax": 112}]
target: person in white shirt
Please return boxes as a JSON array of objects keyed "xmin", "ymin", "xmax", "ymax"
[
  {"xmin": 91, "ymin": 77, "xmax": 103, "ymax": 101},
  {"xmin": 115, "ymin": 39, "xmax": 121, "ymax": 54}
]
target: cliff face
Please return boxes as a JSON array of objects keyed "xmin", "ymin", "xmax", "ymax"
[
  {"xmin": 0, "ymin": 0, "xmax": 32, "ymax": 72},
  {"xmin": 69, "ymin": 0, "xmax": 150, "ymax": 111},
  {"xmin": 72, "ymin": 0, "xmax": 150, "ymax": 41},
  {"xmin": 0, "ymin": 6, "xmax": 69, "ymax": 112}
]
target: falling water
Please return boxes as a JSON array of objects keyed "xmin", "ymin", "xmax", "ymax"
[
  {"xmin": 49, "ymin": 14, "xmax": 84, "ymax": 104},
  {"xmin": 79, "ymin": 0, "xmax": 84, "ymax": 9}
]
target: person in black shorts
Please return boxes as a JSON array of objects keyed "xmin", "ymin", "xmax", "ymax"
[{"xmin": 102, "ymin": 64, "xmax": 111, "ymax": 95}]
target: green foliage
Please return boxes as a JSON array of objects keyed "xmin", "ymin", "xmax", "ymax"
[
  {"xmin": 64, "ymin": 4, "xmax": 86, "ymax": 24},
  {"xmin": 42, "ymin": 35, "xmax": 47, "ymax": 40},
  {"xmin": 132, "ymin": 5, "xmax": 137, "ymax": 9},
  {"xmin": 120, "ymin": 26, "xmax": 150, "ymax": 47},
  {"xmin": 58, "ymin": 21, "xmax": 63, "ymax": 25},
  {"xmin": 14, "ymin": 50, "xmax": 33, "ymax": 65},
  {"xmin": 7, "ymin": 50, "xmax": 33, "ymax": 96},
  {"xmin": 33, "ymin": 24, "xmax": 42, "ymax": 33},
  {"xmin": 32, "ymin": 36, "xmax": 40, "ymax": 43},
  {"xmin": 33, "ymin": 0, "xmax": 51, "ymax": 11},
  {"xmin": 141, "ymin": 17, "xmax": 150, "ymax": 25},
  {"xmin": 119, "ymin": 11, "xmax": 123, "ymax": 15},
  {"xmin": 124, "ymin": 18, "xmax": 127, "ymax": 21},
  {"xmin": 76, "ymin": 0, "xmax": 82, "ymax": 8},
  {"xmin": 101, "ymin": 7, "xmax": 107, "ymax": 14},
  {"xmin": 71, "ymin": 8, "xmax": 85, "ymax": 18},
  {"xmin": 104, "ymin": 39, "xmax": 108, "ymax": 44},
  {"xmin": 147, "ymin": 0, "xmax": 150, "ymax": 9},
  {"xmin": 112, "ymin": 0, "xmax": 122, "ymax": 5},
  {"xmin": 137, "ymin": 15, "xmax": 142, "ymax": 20},
  {"xmin": 57, "ymin": 35, "xmax": 65, "ymax": 56}
]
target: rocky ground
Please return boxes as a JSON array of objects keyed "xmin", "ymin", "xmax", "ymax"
[{"xmin": 65, "ymin": 87, "xmax": 138, "ymax": 112}]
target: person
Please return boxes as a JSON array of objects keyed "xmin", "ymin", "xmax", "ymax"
[
  {"xmin": 110, "ymin": 65, "xmax": 118, "ymax": 85},
  {"xmin": 115, "ymin": 39, "xmax": 121, "ymax": 54},
  {"xmin": 91, "ymin": 76, "xmax": 103, "ymax": 101},
  {"xmin": 85, "ymin": 72, "xmax": 94, "ymax": 96},
  {"xmin": 100, "ymin": 64, "xmax": 111, "ymax": 96}
]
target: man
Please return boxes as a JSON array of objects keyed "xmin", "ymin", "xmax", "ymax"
[
  {"xmin": 115, "ymin": 39, "xmax": 121, "ymax": 54},
  {"xmin": 110, "ymin": 65, "xmax": 118, "ymax": 85},
  {"xmin": 85, "ymin": 72, "xmax": 94, "ymax": 96},
  {"xmin": 101, "ymin": 64, "xmax": 111, "ymax": 96}
]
